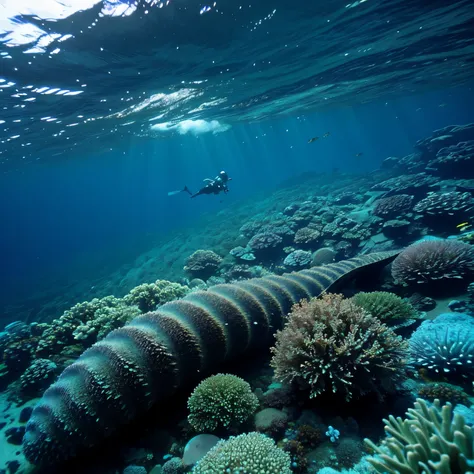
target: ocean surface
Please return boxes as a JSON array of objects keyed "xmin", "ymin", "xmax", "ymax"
[{"xmin": 0, "ymin": 0, "xmax": 474, "ymax": 473}]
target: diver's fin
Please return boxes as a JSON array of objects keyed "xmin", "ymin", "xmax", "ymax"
[{"xmin": 168, "ymin": 186, "xmax": 193, "ymax": 196}]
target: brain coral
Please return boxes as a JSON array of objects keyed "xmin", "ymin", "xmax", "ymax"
[
  {"xmin": 413, "ymin": 191, "xmax": 474, "ymax": 217},
  {"xmin": 372, "ymin": 194, "xmax": 414, "ymax": 219},
  {"xmin": 192, "ymin": 432, "xmax": 292, "ymax": 474},
  {"xmin": 184, "ymin": 250, "xmax": 223, "ymax": 279},
  {"xmin": 270, "ymin": 294, "xmax": 407, "ymax": 401},
  {"xmin": 351, "ymin": 291, "xmax": 418, "ymax": 321},
  {"xmin": 187, "ymin": 373, "xmax": 259, "ymax": 432},
  {"xmin": 391, "ymin": 240, "xmax": 474, "ymax": 285}
]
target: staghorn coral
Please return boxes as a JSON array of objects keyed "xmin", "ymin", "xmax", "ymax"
[
  {"xmin": 283, "ymin": 250, "xmax": 312, "ymax": 269},
  {"xmin": 413, "ymin": 191, "xmax": 474, "ymax": 217},
  {"xmin": 124, "ymin": 280, "xmax": 190, "ymax": 313},
  {"xmin": 187, "ymin": 374, "xmax": 259, "ymax": 432},
  {"xmin": 23, "ymin": 252, "xmax": 398, "ymax": 466},
  {"xmin": 372, "ymin": 194, "xmax": 414, "ymax": 219},
  {"xmin": 365, "ymin": 398, "xmax": 474, "ymax": 473},
  {"xmin": 391, "ymin": 239, "xmax": 474, "ymax": 285},
  {"xmin": 270, "ymin": 294, "xmax": 408, "ymax": 401},
  {"xmin": 192, "ymin": 432, "xmax": 292, "ymax": 474},
  {"xmin": 351, "ymin": 291, "xmax": 418, "ymax": 322},
  {"xmin": 418, "ymin": 383, "xmax": 470, "ymax": 406},
  {"xmin": 184, "ymin": 250, "xmax": 223, "ymax": 280}
]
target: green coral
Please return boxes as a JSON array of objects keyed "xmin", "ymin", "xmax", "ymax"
[
  {"xmin": 352, "ymin": 291, "xmax": 418, "ymax": 321},
  {"xmin": 365, "ymin": 398, "xmax": 474, "ymax": 474},
  {"xmin": 187, "ymin": 373, "xmax": 259, "ymax": 432},
  {"xmin": 124, "ymin": 279, "xmax": 189, "ymax": 312},
  {"xmin": 192, "ymin": 432, "xmax": 292, "ymax": 474}
]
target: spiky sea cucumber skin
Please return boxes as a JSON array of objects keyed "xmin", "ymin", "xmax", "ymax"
[{"xmin": 23, "ymin": 252, "xmax": 398, "ymax": 466}]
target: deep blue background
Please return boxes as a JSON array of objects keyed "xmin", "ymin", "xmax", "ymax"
[{"xmin": 1, "ymin": 85, "xmax": 473, "ymax": 312}]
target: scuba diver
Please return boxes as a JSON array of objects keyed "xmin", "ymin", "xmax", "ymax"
[{"xmin": 168, "ymin": 171, "xmax": 232, "ymax": 199}]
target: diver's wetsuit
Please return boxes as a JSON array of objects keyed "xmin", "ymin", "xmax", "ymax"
[{"xmin": 189, "ymin": 172, "xmax": 231, "ymax": 198}]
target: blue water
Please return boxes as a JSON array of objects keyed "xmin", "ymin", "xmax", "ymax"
[{"xmin": 1, "ymin": 86, "xmax": 474, "ymax": 318}]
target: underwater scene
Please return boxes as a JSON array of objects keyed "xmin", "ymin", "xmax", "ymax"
[{"xmin": 1, "ymin": 0, "xmax": 474, "ymax": 473}]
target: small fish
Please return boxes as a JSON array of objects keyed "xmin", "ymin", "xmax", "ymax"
[
  {"xmin": 322, "ymin": 132, "xmax": 331, "ymax": 138},
  {"xmin": 355, "ymin": 152, "xmax": 363, "ymax": 157},
  {"xmin": 457, "ymin": 222, "xmax": 470, "ymax": 228},
  {"xmin": 457, "ymin": 222, "xmax": 471, "ymax": 231},
  {"xmin": 438, "ymin": 103, "xmax": 447, "ymax": 108},
  {"xmin": 308, "ymin": 137, "xmax": 319, "ymax": 143}
]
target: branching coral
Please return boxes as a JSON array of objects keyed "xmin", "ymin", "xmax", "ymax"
[
  {"xmin": 391, "ymin": 240, "xmax": 474, "ymax": 285},
  {"xmin": 270, "ymin": 294, "xmax": 408, "ymax": 401},
  {"xmin": 365, "ymin": 398, "xmax": 474, "ymax": 473},
  {"xmin": 294, "ymin": 227, "xmax": 321, "ymax": 247},
  {"xmin": 351, "ymin": 291, "xmax": 418, "ymax": 322},
  {"xmin": 192, "ymin": 432, "xmax": 292, "ymax": 474},
  {"xmin": 124, "ymin": 280, "xmax": 189, "ymax": 312},
  {"xmin": 187, "ymin": 374, "xmax": 259, "ymax": 432},
  {"xmin": 184, "ymin": 250, "xmax": 223, "ymax": 280}
]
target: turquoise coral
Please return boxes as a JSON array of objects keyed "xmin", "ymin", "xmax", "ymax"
[{"xmin": 365, "ymin": 398, "xmax": 474, "ymax": 473}]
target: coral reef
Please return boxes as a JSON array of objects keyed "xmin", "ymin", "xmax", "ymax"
[
  {"xmin": 427, "ymin": 140, "xmax": 474, "ymax": 178},
  {"xmin": 351, "ymin": 291, "xmax": 418, "ymax": 322},
  {"xmin": 184, "ymin": 250, "xmax": 223, "ymax": 279},
  {"xmin": 22, "ymin": 252, "xmax": 397, "ymax": 466},
  {"xmin": 414, "ymin": 191, "xmax": 474, "ymax": 218},
  {"xmin": 270, "ymin": 293, "xmax": 408, "ymax": 401},
  {"xmin": 391, "ymin": 239, "xmax": 474, "ymax": 286},
  {"xmin": 311, "ymin": 247, "xmax": 336, "ymax": 266},
  {"xmin": 192, "ymin": 432, "xmax": 292, "ymax": 473},
  {"xmin": 365, "ymin": 398, "xmax": 474, "ymax": 473},
  {"xmin": 187, "ymin": 374, "xmax": 259, "ymax": 432}
]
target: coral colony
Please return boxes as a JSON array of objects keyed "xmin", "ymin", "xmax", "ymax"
[{"xmin": 1, "ymin": 123, "xmax": 474, "ymax": 474}]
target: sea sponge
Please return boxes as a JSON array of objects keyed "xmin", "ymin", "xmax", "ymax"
[
  {"xmin": 187, "ymin": 374, "xmax": 259, "ymax": 432},
  {"xmin": 192, "ymin": 432, "xmax": 292, "ymax": 474},
  {"xmin": 124, "ymin": 280, "xmax": 190, "ymax": 312},
  {"xmin": 184, "ymin": 250, "xmax": 223, "ymax": 279},
  {"xmin": 391, "ymin": 239, "xmax": 474, "ymax": 285},
  {"xmin": 365, "ymin": 398, "xmax": 474, "ymax": 473},
  {"xmin": 351, "ymin": 291, "xmax": 418, "ymax": 321},
  {"xmin": 372, "ymin": 194, "xmax": 414, "ymax": 219},
  {"xmin": 270, "ymin": 294, "xmax": 407, "ymax": 401}
]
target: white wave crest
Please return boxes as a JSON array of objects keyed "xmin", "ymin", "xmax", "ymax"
[{"xmin": 150, "ymin": 119, "xmax": 230, "ymax": 136}]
